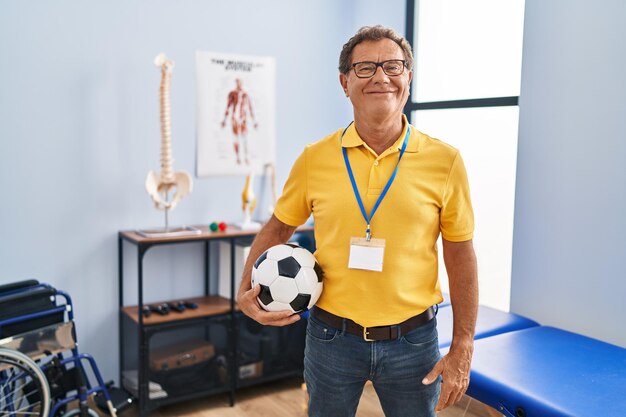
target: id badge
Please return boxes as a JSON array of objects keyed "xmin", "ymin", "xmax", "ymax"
[{"xmin": 348, "ymin": 237, "xmax": 386, "ymax": 272}]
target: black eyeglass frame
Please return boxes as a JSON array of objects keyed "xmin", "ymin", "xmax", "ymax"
[{"xmin": 350, "ymin": 59, "xmax": 408, "ymax": 78}]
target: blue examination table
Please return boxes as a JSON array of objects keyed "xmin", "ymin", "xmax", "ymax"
[
  {"xmin": 436, "ymin": 304, "xmax": 539, "ymax": 349},
  {"xmin": 444, "ymin": 326, "xmax": 626, "ymax": 417}
]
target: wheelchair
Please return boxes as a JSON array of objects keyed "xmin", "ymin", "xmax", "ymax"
[{"xmin": 0, "ymin": 280, "xmax": 118, "ymax": 417}]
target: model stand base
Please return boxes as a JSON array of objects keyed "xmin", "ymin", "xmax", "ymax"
[
  {"xmin": 232, "ymin": 221, "xmax": 262, "ymax": 231},
  {"xmin": 137, "ymin": 226, "xmax": 201, "ymax": 238}
]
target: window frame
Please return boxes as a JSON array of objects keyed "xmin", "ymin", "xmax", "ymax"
[{"xmin": 403, "ymin": 0, "xmax": 519, "ymax": 120}]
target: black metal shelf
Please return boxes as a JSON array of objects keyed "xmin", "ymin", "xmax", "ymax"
[{"xmin": 118, "ymin": 225, "xmax": 312, "ymax": 417}]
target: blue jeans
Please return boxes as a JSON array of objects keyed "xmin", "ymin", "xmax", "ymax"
[{"xmin": 304, "ymin": 313, "xmax": 441, "ymax": 417}]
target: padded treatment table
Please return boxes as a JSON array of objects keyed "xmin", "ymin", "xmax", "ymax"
[
  {"xmin": 448, "ymin": 326, "xmax": 626, "ymax": 417},
  {"xmin": 437, "ymin": 305, "xmax": 539, "ymax": 348}
]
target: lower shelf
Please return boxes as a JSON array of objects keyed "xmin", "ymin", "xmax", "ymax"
[{"xmin": 121, "ymin": 310, "xmax": 307, "ymax": 415}]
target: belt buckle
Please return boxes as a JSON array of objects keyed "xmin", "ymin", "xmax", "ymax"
[{"xmin": 362, "ymin": 326, "xmax": 375, "ymax": 342}]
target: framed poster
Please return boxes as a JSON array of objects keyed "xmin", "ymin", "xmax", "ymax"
[{"xmin": 196, "ymin": 51, "xmax": 276, "ymax": 176}]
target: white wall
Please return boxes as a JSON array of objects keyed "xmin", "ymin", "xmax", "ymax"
[
  {"xmin": 512, "ymin": 0, "xmax": 626, "ymax": 347},
  {"xmin": 0, "ymin": 0, "xmax": 404, "ymax": 381}
]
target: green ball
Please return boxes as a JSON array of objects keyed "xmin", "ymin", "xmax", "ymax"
[{"xmin": 209, "ymin": 222, "xmax": 219, "ymax": 232}]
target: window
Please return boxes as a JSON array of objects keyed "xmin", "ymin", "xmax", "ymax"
[{"xmin": 405, "ymin": 0, "xmax": 525, "ymax": 311}]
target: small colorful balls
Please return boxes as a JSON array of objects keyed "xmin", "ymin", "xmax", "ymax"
[
  {"xmin": 209, "ymin": 222, "xmax": 219, "ymax": 232},
  {"xmin": 218, "ymin": 222, "xmax": 227, "ymax": 232}
]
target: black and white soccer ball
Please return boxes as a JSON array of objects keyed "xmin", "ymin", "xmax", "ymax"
[{"xmin": 251, "ymin": 243, "xmax": 323, "ymax": 313}]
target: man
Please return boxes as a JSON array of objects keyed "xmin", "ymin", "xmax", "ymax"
[
  {"xmin": 237, "ymin": 25, "xmax": 478, "ymax": 417},
  {"xmin": 220, "ymin": 78, "xmax": 258, "ymax": 165}
]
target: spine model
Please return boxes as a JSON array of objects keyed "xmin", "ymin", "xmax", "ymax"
[{"xmin": 145, "ymin": 53, "xmax": 192, "ymax": 211}]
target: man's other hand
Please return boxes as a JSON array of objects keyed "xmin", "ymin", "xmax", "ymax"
[{"xmin": 422, "ymin": 345, "xmax": 472, "ymax": 412}]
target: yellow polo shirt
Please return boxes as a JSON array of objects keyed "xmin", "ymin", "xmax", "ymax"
[{"xmin": 274, "ymin": 116, "xmax": 474, "ymax": 327}]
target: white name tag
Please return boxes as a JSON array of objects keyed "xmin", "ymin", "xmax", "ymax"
[{"xmin": 348, "ymin": 237, "xmax": 385, "ymax": 272}]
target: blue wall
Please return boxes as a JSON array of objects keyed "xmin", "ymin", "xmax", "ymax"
[
  {"xmin": 512, "ymin": 0, "xmax": 626, "ymax": 347},
  {"xmin": 0, "ymin": 0, "xmax": 404, "ymax": 381}
]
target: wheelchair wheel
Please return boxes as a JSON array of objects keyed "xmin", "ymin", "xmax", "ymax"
[{"xmin": 0, "ymin": 347, "xmax": 51, "ymax": 417}]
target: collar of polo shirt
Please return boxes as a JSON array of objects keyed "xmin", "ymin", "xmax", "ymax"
[{"xmin": 341, "ymin": 115, "xmax": 420, "ymax": 153}]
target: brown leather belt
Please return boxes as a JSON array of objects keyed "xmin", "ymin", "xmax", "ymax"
[{"xmin": 312, "ymin": 306, "xmax": 436, "ymax": 341}]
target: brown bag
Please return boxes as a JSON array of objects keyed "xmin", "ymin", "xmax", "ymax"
[{"xmin": 150, "ymin": 339, "xmax": 215, "ymax": 371}]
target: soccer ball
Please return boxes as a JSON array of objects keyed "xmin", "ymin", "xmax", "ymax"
[{"xmin": 251, "ymin": 243, "xmax": 323, "ymax": 313}]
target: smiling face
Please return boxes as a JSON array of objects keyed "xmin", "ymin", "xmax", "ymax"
[{"xmin": 340, "ymin": 38, "xmax": 413, "ymax": 122}]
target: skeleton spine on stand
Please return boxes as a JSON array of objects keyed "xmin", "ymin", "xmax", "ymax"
[{"xmin": 145, "ymin": 53, "xmax": 193, "ymax": 231}]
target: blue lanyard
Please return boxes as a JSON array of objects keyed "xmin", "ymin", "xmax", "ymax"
[{"xmin": 341, "ymin": 123, "xmax": 410, "ymax": 241}]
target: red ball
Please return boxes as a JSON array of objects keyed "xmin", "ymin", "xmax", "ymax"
[{"xmin": 218, "ymin": 222, "xmax": 227, "ymax": 232}]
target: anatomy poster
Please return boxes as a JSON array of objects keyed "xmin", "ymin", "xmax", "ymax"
[{"xmin": 196, "ymin": 51, "xmax": 276, "ymax": 176}]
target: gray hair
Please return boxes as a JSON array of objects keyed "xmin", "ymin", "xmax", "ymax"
[{"xmin": 338, "ymin": 25, "xmax": 414, "ymax": 74}]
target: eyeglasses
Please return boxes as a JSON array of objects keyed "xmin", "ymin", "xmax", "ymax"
[{"xmin": 350, "ymin": 60, "xmax": 407, "ymax": 78}]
